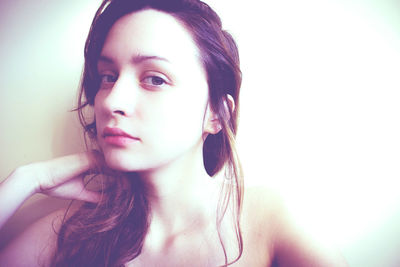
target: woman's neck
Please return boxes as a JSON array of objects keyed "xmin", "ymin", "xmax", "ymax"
[{"xmin": 137, "ymin": 143, "xmax": 221, "ymax": 236}]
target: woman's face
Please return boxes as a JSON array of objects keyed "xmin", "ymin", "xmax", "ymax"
[{"xmin": 94, "ymin": 9, "xmax": 211, "ymax": 171}]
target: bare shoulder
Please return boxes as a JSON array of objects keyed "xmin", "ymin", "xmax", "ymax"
[
  {"xmin": 0, "ymin": 208, "xmax": 67, "ymax": 267},
  {"xmin": 242, "ymin": 185, "xmax": 347, "ymax": 267},
  {"xmin": 241, "ymin": 185, "xmax": 284, "ymax": 231},
  {"xmin": 239, "ymin": 185, "xmax": 283, "ymax": 265}
]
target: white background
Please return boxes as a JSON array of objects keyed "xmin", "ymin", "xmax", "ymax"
[{"xmin": 0, "ymin": 0, "xmax": 399, "ymax": 266}]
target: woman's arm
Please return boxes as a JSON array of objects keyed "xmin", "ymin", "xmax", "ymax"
[
  {"xmin": 0, "ymin": 152, "xmax": 100, "ymax": 230},
  {"xmin": 0, "ymin": 152, "xmax": 101, "ymax": 266},
  {"xmin": 0, "ymin": 209, "xmax": 65, "ymax": 266},
  {"xmin": 0, "ymin": 166, "xmax": 37, "ymax": 230}
]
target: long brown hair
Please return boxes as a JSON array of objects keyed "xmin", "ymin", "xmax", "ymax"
[{"xmin": 52, "ymin": 0, "xmax": 243, "ymax": 266}]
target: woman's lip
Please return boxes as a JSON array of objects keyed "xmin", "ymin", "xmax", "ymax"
[
  {"xmin": 102, "ymin": 127, "xmax": 140, "ymax": 147},
  {"xmin": 102, "ymin": 127, "xmax": 140, "ymax": 140},
  {"xmin": 103, "ymin": 135, "xmax": 139, "ymax": 146}
]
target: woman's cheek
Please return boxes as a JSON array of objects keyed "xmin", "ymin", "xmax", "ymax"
[{"xmin": 148, "ymin": 106, "xmax": 201, "ymax": 151}]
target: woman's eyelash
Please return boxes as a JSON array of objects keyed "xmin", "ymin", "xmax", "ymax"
[
  {"xmin": 99, "ymin": 74, "xmax": 117, "ymax": 84},
  {"xmin": 98, "ymin": 73, "xmax": 169, "ymax": 89},
  {"xmin": 141, "ymin": 76, "xmax": 167, "ymax": 87}
]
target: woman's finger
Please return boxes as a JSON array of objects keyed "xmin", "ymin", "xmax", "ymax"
[
  {"xmin": 75, "ymin": 189, "xmax": 102, "ymax": 203},
  {"xmin": 35, "ymin": 151, "xmax": 100, "ymax": 192}
]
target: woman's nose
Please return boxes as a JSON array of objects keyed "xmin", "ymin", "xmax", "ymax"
[{"xmin": 101, "ymin": 74, "xmax": 138, "ymax": 117}]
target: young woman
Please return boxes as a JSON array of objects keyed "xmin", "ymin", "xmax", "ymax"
[{"xmin": 0, "ymin": 0, "xmax": 347, "ymax": 266}]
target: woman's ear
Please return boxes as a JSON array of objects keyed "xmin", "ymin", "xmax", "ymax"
[
  {"xmin": 225, "ymin": 94, "xmax": 235, "ymax": 114},
  {"xmin": 204, "ymin": 94, "xmax": 235, "ymax": 135},
  {"xmin": 204, "ymin": 105, "xmax": 221, "ymax": 135}
]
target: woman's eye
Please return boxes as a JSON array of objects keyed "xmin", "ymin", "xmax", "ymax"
[
  {"xmin": 141, "ymin": 76, "xmax": 167, "ymax": 87},
  {"xmin": 100, "ymin": 74, "xmax": 117, "ymax": 84}
]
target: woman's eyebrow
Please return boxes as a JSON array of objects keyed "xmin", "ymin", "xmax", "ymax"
[
  {"xmin": 97, "ymin": 54, "xmax": 170, "ymax": 64},
  {"xmin": 131, "ymin": 54, "xmax": 170, "ymax": 64},
  {"xmin": 98, "ymin": 55, "xmax": 114, "ymax": 64}
]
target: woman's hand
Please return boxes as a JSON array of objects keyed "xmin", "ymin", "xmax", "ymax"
[
  {"xmin": 0, "ymin": 151, "xmax": 102, "ymax": 229},
  {"xmin": 30, "ymin": 151, "xmax": 102, "ymax": 203}
]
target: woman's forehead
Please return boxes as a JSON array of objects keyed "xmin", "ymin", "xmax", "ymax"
[{"xmin": 100, "ymin": 9, "xmax": 202, "ymax": 67}]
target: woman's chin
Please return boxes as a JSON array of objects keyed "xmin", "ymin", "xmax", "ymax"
[
  {"xmin": 105, "ymin": 158, "xmax": 137, "ymax": 172},
  {"xmin": 103, "ymin": 153, "xmax": 149, "ymax": 173}
]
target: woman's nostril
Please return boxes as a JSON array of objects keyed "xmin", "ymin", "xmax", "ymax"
[{"xmin": 113, "ymin": 110, "xmax": 125, "ymax": 116}]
